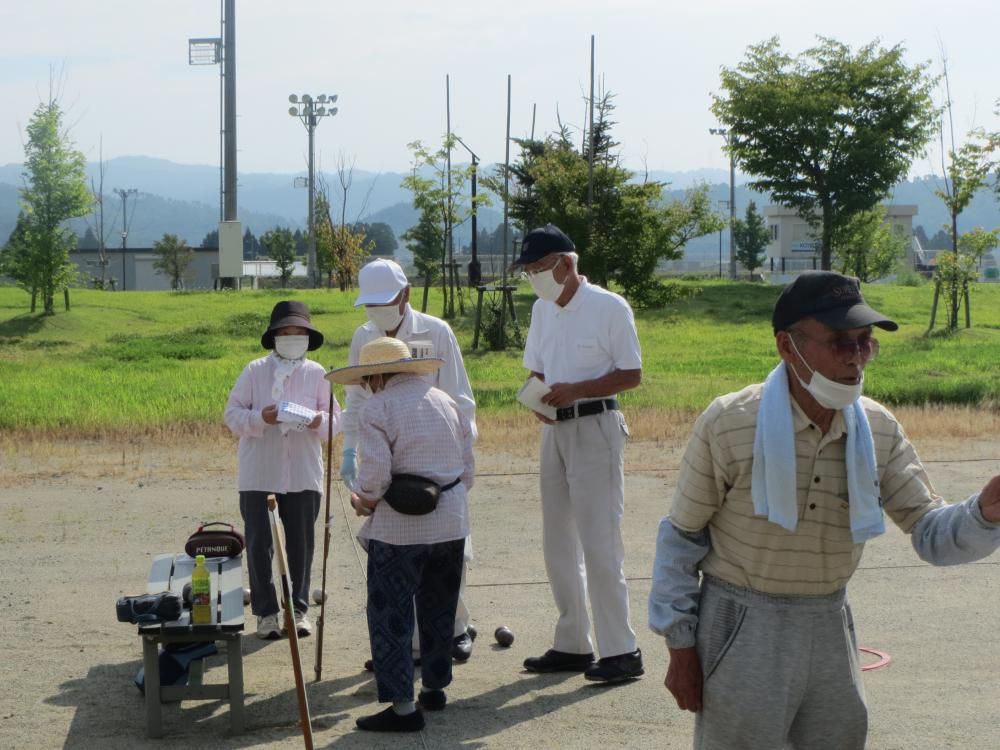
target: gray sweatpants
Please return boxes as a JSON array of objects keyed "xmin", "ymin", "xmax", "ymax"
[{"xmin": 694, "ymin": 576, "xmax": 868, "ymax": 750}]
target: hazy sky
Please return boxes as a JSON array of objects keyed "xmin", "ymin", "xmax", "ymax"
[{"xmin": 2, "ymin": 0, "xmax": 997, "ymax": 178}]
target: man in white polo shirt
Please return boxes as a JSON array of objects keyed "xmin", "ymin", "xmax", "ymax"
[
  {"xmin": 342, "ymin": 258, "xmax": 479, "ymax": 664},
  {"xmin": 515, "ymin": 224, "xmax": 644, "ymax": 683}
]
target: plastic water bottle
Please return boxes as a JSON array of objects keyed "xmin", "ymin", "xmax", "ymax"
[{"xmin": 191, "ymin": 554, "xmax": 212, "ymax": 625}]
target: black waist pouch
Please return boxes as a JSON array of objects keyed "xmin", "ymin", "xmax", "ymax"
[{"xmin": 383, "ymin": 474, "xmax": 460, "ymax": 516}]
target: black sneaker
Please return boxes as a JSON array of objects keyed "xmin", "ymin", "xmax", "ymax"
[
  {"xmin": 418, "ymin": 689, "xmax": 447, "ymax": 711},
  {"xmin": 523, "ymin": 649, "xmax": 595, "ymax": 673},
  {"xmin": 584, "ymin": 649, "xmax": 644, "ymax": 683},
  {"xmin": 355, "ymin": 706, "xmax": 425, "ymax": 732}
]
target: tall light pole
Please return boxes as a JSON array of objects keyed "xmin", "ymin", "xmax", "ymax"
[
  {"xmin": 710, "ymin": 127, "xmax": 737, "ymax": 279},
  {"xmin": 289, "ymin": 93, "xmax": 338, "ymax": 287},
  {"xmin": 189, "ymin": 0, "xmax": 240, "ymax": 289},
  {"xmin": 717, "ymin": 200, "xmax": 729, "ymax": 278},
  {"xmin": 453, "ymin": 135, "xmax": 481, "ymax": 287},
  {"xmin": 114, "ymin": 188, "xmax": 138, "ymax": 291}
]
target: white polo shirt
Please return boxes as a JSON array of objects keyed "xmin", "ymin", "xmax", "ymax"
[{"xmin": 523, "ymin": 279, "xmax": 642, "ymax": 387}]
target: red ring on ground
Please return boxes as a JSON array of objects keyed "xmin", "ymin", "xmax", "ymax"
[{"xmin": 859, "ymin": 646, "xmax": 891, "ymax": 671}]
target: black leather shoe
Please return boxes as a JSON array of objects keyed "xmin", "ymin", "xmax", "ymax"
[
  {"xmin": 356, "ymin": 706, "xmax": 425, "ymax": 732},
  {"xmin": 452, "ymin": 632, "xmax": 473, "ymax": 662},
  {"xmin": 584, "ymin": 649, "xmax": 644, "ymax": 683},
  {"xmin": 418, "ymin": 689, "xmax": 447, "ymax": 711},
  {"xmin": 523, "ymin": 649, "xmax": 595, "ymax": 673}
]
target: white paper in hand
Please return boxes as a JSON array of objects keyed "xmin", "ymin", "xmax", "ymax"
[
  {"xmin": 277, "ymin": 400, "xmax": 316, "ymax": 426},
  {"xmin": 517, "ymin": 376, "xmax": 557, "ymax": 420}
]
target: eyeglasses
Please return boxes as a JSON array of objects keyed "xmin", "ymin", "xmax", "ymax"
[
  {"xmin": 520, "ymin": 256, "xmax": 563, "ymax": 278},
  {"xmin": 790, "ymin": 330, "xmax": 880, "ymax": 362}
]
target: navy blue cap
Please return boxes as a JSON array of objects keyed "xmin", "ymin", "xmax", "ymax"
[
  {"xmin": 772, "ymin": 271, "xmax": 898, "ymax": 334},
  {"xmin": 512, "ymin": 224, "xmax": 576, "ymax": 266}
]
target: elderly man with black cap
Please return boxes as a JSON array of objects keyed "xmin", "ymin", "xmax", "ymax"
[
  {"xmin": 341, "ymin": 258, "xmax": 479, "ymax": 665},
  {"xmin": 224, "ymin": 300, "xmax": 339, "ymax": 640},
  {"xmin": 328, "ymin": 337, "xmax": 476, "ymax": 732},
  {"xmin": 514, "ymin": 223, "xmax": 645, "ymax": 683},
  {"xmin": 649, "ymin": 271, "xmax": 1000, "ymax": 749}
]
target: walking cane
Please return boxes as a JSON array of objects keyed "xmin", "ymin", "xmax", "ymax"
[
  {"xmin": 267, "ymin": 494, "xmax": 313, "ymax": 750},
  {"xmin": 314, "ymin": 388, "xmax": 334, "ymax": 682}
]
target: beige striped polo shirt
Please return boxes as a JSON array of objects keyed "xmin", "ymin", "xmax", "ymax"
[{"xmin": 670, "ymin": 383, "xmax": 944, "ymax": 595}]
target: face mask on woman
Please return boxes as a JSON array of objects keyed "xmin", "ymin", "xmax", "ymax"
[
  {"xmin": 274, "ymin": 334, "xmax": 309, "ymax": 361},
  {"xmin": 788, "ymin": 337, "xmax": 863, "ymax": 410},
  {"xmin": 365, "ymin": 304, "xmax": 404, "ymax": 333}
]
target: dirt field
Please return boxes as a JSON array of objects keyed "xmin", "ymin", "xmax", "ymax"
[{"xmin": 1, "ymin": 430, "xmax": 998, "ymax": 749}]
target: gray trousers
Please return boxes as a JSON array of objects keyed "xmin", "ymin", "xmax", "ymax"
[
  {"xmin": 240, "ymin": 490, "xmax": 321, "ymax": 617},
  {"xmin": 694, "ymin": 576, "xmax": 868, "ymax": 750}
]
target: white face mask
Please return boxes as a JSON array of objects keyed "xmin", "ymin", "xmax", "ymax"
[
  {"xmin": 527, "ymin": 266, "xmax": 565, "ymax": 302},
  {"xmin": 365, "ymin": 304, "xmax": 404, "ymax": 333},
  {"xmin": 274, "ymin": 335, "xmax": 309, "ymax": 361},
  {"xmin": 788, "ymin": 337, "xmax": 863, "ymax": 410}
]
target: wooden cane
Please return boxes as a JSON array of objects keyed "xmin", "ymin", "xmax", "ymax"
[
  {"xmin": 267, "ymin": 494, "xmax": 314, "ymax": 750},
  {"xmin": 314, "ymin": 389, "xmax": 334, "ymax": 682}
]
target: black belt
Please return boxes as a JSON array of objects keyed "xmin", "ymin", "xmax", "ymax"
[{"xmin": 555, "ymin": 398, "xmax": 619, "ymax": 422}]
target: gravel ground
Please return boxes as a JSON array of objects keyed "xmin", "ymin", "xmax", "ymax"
[{"xmin": 0, "ymin": 436, "xmax": 998, "ymax": 749}]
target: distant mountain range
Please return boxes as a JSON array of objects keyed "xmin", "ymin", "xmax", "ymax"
[{"xmin": 2, "ymin": 156, "xmax": 998, "ymax": 262}]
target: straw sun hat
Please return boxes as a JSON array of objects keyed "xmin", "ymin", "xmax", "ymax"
[{"xmin": 325, "ymin": 336, "xmax": 443, "ymax": 385}]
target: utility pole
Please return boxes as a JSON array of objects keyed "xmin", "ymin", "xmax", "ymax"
[
  {"xmin": 114, "ymin": 188, "xmax": 138, "ymax": 291},
  {"xmin": 710, "ymin": 127, "xmax": 737, "ymax": 279}
]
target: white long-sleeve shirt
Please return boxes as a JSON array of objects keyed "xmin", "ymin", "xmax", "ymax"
[
  {"xmin": 224, "ymin": 353, "xmax": 340, "ymax": 493},
  {"xmin": 342, "ymin": 304, "xmax": 477, "ymax": 450}
]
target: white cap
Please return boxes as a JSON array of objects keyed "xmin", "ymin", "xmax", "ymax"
[{"xmin": 353, "ymin": 258, "xmax": 409, "ymax": 306}]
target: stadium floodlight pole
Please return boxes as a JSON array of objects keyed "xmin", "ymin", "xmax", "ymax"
[
  {"xmin": 710, "ymin": 127, "xmax": 737, "ymax": 279},
  {"xmin": 289, "ymin": 93, "xmax": 339, "ymax": 288},
  {"xmin": 114, "ymin": 188, "xmax": 138, "ymax": 291}
]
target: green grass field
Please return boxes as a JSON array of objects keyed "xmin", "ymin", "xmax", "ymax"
[{"xmin": 1, "ymin": 281, "xmax": 998, "ymax": 435}]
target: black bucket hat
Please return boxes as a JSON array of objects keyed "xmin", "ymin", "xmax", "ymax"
[
  {"xmin": 512, "ymin": 223, "xmax": 576, "ymax": 266},
  {"xmin": 772, "ymin": 271, "xmax": 898, "ymax": 334},
  {"xmin": 261, "ymin": 300, "xmax": 324, "ymax": 351}
]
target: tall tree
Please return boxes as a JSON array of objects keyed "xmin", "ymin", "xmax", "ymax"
[
  {"xmin": 490, "ymin": 93, "xmax": 722, "ymax": 307},
  {"xmin": 833, "ymin": 206, "xmax": 908, "ymax": 282},
  {"xmin": 11, "ymin": 97, "xmax": 91, "ymax": 313},
  {"xmin": 152, "ymin": 233, "xmax": 195, "ymax": 290},
  {"xmin": 732, "ymin": 201, "xmax": 770, "ymax": 277},
  {"xmin": 0, "ymin": 213, "xmax": 40, "ymax": 309},
  {"xmin": 354, "ymin": 222, "xmax": 398, "ymax": 256},
  {"xmin": 199, "ymin": 229, "xmax": 219, "ymax": 248},
  {"xmin": 712, "ymin": 37, "xmax": 938, "ymax": 270},
  {"xmin": 261, "ymin": 227, "xmax": 296, "ymax": 287}
]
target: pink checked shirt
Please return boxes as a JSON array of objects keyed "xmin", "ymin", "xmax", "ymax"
[
  {"xmin": 224, "ymin": 353, "xmax": 340, "ymax": 494},
  {"xmin": 356, "ymin": 373, "xmax": 475, "ymax": 546}
]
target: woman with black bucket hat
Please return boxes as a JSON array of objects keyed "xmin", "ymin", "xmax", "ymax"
[{"xmin": 224, "ymin": 300, "xmax": 340, "ymax": 640}]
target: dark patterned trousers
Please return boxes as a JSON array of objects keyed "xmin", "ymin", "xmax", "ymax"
[{"xmin": 366, "ymin": 538, "xmax": 465, "ymax": 702}]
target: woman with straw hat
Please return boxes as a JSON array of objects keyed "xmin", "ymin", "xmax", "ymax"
[{"xmin": 327, "ymin": 337, "xmax": 476, "ymax": 733}]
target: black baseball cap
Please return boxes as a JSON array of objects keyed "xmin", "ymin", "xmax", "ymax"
[
  {"xmin": 512, "ymin": 223, "xmax": 576, "ymax": 266},
  {"xmin": 772, "ymin": 271, "xmax": 898, "ymax": 334}
]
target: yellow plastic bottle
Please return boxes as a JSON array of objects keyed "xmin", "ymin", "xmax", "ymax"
[{"xmin": 191, "ymin": 554, "xmax": 212, "ymax": 625}]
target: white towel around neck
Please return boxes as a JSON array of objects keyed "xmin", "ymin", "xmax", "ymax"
[{"xmin": 751, "ymin": 362, "xmax": 885, "ymax": 544}]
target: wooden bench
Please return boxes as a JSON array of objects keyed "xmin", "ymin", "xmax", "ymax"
[{"xmin": 138, "ymin": 553, "xmax": 245, "ymax": 737}]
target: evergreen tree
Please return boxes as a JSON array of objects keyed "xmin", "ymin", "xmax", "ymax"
[{"xmin": 733, "ymin": 201, "xmax": 770, "ymax": 276}]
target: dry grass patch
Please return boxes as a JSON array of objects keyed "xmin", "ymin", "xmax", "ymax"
[{"xmin": 2, "ymin": 405, "xmax": 996, "ymax": 483}]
